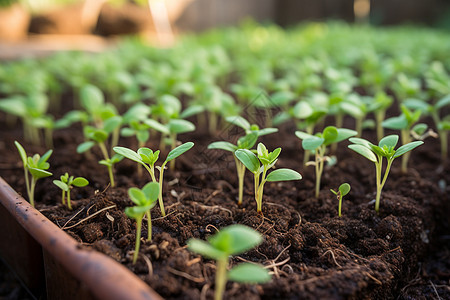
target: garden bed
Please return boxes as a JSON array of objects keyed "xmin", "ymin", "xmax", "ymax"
[{"xmin": 0, "ymin": 110, "xmax": 448, "ymax": 299}]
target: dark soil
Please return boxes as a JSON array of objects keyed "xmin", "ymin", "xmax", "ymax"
[{"xmin": 0, "ymin": 109, "xmax": 449, "ymax": 300}]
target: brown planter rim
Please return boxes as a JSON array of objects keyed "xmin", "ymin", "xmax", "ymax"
[{"xmin": 0, "ymin": 176, "xmax": 162, "ymax": 300}]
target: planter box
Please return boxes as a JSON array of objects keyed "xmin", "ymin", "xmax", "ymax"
[{"xmin": 0, "ymin": 177, "xmax": 162, "ymax": 300}]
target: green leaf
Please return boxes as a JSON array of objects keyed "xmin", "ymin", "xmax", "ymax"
[
  {"xmin": 110, "ymin": 154, "xmax": 123, "ymax": 164},
  {"xmin": 142, "ymin": 182, "xmax": 159, "ymax": 202},
  {"xmin": 103, "ymin": 116, "xmax": 122, "ymax": 133},
  {"xmin": 209, "ymin": 225, "xmax": 262, "ymax": 255},
  {"xmin": 348, "ymin": 144, "xmax": 377, "ymax": 162},
  {"xmin": 254, "ymin": 128, "xmax": 278, "ymax": 136},
  {"xmin": 187, "ymin": 239, "xmax": 226, "ymax": 260},
  {"xmin": 128, "ymin": 187, "xmax": 146, "ymax": 205},
  {"xmin": 139, "ymin": 148, "xmax": 159, "ymax": 165},
  {"xmin": 125, "ymin": 206, "xmax": 147, "ymax": 220},
  {"xmin": 237, "ymin": 132, "xmax": 257, "ymax": 149},
  {"xmin": 77, "ymin": 141, "xmax": 95, "ymax": 153},
  {"xmin": 268, "ymin": 148, "xmax": 281, "ymax": 164},
  {"xmin": 208, "ymin": 141, "xmax": 237, "ymax": 152},
  {"xmin": 228, "ymin": 263, "xmax": 271, "ymax": 284},
  {"xmin": 168, "ymin": 119, "xmax": 196, "ymax": 134},
  {"xmin": 14, "ymin": 141, "xmax": 27, "ymax": 166},
  {"xmin": 28, "ymin": 167, "xmax": 52, "ymax": 179},
  {"xmin": 266, "ymin": 169, "xmax": 302, "ymax": 182},
  {"xmin": 180, "ymin": 105, "xmax": 204, "ymax": 118},
  {"xmin": 338, "ymin": 183, "xmax": 351, "ymax": 196},
  {"xmin": 144, "ymin": 119, "xmax": 170, "ymax": 134},
  {"xmin": 412, "ymin": 123, "xmax": 428, "ymax": 135},
  {"xmin": 114, "ymin": 147, "xmax": 143, "ymax": 164},
  {"xmin": 393, "ymin": 141, "xmax": 424, "ymax": 158},
  {"xmin": 436, "ymin": 95, "xmax": 450, "ymax": 110},
  {"xmin": 80, "ymin": 85, "xmax": 104, "ymax": 113},
  {"xmin": 294, "ymin": 131, "xmax": 314, "ymax": 140},
  {"xmin": 166, "ymin": 142, "xmax": 194, "ymax": 162},
  {"xmin": 293, "ymin": 101, "xmax": 313, "ymax": 119},
  {"xmin": 302, "ymin": 136, "xmax": 324, "ymax": 151},
  {"xmin": 72, "ymin": 177, "xmax": 89, "ymax": 187},
  {"xmin": 235, "ymin": 149, "xmax": 260, "ymax": 173},
  {"xmin": 89, "ymin": 130, "xmax": 108, "ymax": 143},
  {"xmin": 379, "ymin": 135, "xmax": 399, "ymax": 149},
  {"xmin": 335, "ymin": 128, "xmax": 358, "ymax": 143},
  {"xmin": 348, "ymin": 137, "xmax": 372, "ymax": 147},
  {"xmin": 382, "ymin": 115, "xmax": 408, "ymax": 130},
  {"xmin": 322, "ymin": 126, "xmax": 338, "ymax": 145},
  {"xmin": 38, "ymin": 150, "xmax": 53, "ymax": 165},
  {"xmin": 0, "ymin": 98, "xmax": 27, "ymax": 117},
  {"xmin": 53, "ymin": 180, "xmax": 69, "ymax": 191},
  {"xmin": 226, "ymin": 115, "xmax": 251, "ymax": 130}
]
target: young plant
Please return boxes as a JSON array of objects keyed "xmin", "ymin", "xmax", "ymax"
[
  {"xmin": 125, "ymin": 182, "xmax": 159, "ymax": 264},
  {"xmin": 295, "ymin": 126, "xmax": 357, "ymax": 198},
  {"xmin": 113, "ymin": 142, "xmax": 194, "ymax": 216},
  {"xmin": 14, "ymin": 141, "xmax": 53, "ymax": 207},
  {"xmin": 187, "ymin": 224, "xmax": 271, "ymax": 300},
  {"xmin": 235, "ymin": 143, "xmax": 302, "ymax": 213},
  {"xmin": 370, "ymin": 91, "xmax": 393, "ymax": 141},
  {"xmin": 53, "ymin": 173, "xmax": 89, "ymax": 210},
  {"xmin": 382, "ymin": 104, "xmax": 422, "ymax": 173},
  {"xmin": 330, "ymin": 183, "xmax": 351, "ymax": 217},
  {"xmin": 77, "ymin": 126, "xmax": 123, "ymax": 187},
  {"xmin": 348, "ymin": 135, "xmax": 423, "ymax": 213},
  {"xmin": 208, "ymin": 132, "xmax": 258, "ymax": 205}
]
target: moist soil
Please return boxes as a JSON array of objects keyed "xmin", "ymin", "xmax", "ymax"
[{"xmin": 0, "ymin": 110, "xmax": 449, "ymax": 300}]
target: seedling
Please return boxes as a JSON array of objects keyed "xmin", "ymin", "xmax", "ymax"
[
  {"xmin": 187, "ymin": 224, "xmax": 271, "ymax": 300},
  {"xmin": 235, "ymin": 143, "xmax": 302, "ymax": 213},
  {"xmin": 113, "ymin": 142, "xmax": 194, "ymax": 216},
  {"xmin": 208, "ymin": 132, "xmax": 258, "ymax": 205},
  {"xmin": 348, "ymin": 135, "xmax": 423, "ymax": 213},
  {"xmin": 14, "ymin": 141, "xmax": 53, "ymax": 207},
  {"xmin": 330, "ymin": 183, "xmax": 351, "ymax": 217},
  {"xmin": 53, "ymin": 173, "xmax": 89, "ymax": 210},
  {"xmin": 382, "ymin": 104, "xmax": 422, "ymax": 173},
  {"xmin": 125, "ymin": 182, "xmax": 159, "ymax": 264},
  {"xmin": 370, "ymin": 91, "xmax": 393, "ymax": 141},
  {"xmin": 295, "ymin": 126, "xmax": 357, "ymax": 198}
]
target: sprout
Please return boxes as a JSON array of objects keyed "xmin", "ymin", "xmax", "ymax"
[
  {"xmin": 295, "ymin": 126, "xmax": 357, "ymax": 198},
  {"xmin": 348, "ymin": 135, "xmax": 423, "ymax": 213},
  {"xmin": 114, "ymin": 142, "xmax": 194, "ymax": 216},
  {"xmin": 235, "ymin": 143, "xmax": 302, "ymax": 213},
  {"xmin": 187, "ymin": 225, "xmax": 271, "ymax": 300},
  {"xmin": 53, "ymin": 173, "xmax": 89, "ymax": 210},
  {"xmin": 14, "ymin": 141, "xmax": 53, "ymax": 207},
  {"xmin": 330, "ymin": 183, "xmax": 351, "ymax": 217},
  {"xmin": 125, "ymin": 182, "xmax": 159, "ymax": 264}
]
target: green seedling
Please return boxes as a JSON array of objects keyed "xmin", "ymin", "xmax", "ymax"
[
  {"xmin": 370, "ymin": 91, "xmax": 393, "ymax": 141},
  {"xmin": 208, "ymin": 133, "xmax": 258, "ymax": 205},
  {"xmin": 382, "ymin": 104, "xmax": 422, "ymax": 173},
  {"xmin": 295, "ymin": 126, "xmax": 357, "ymax": 198},
  {"xmin": 235, "ymin": 143, "xmax": 302, "ymax": 213},
  {"xmin": 77, "ymin": 125, "xmax": 123, "ymax": 187},
  {"xmin": 187, "ymin": 225, "xmax": 271, "ymax": 300},
  {"xmin": 125, "ymin": 182, "xmax": 159, "ymax": 264},
  {"xmin": 114, "ymin": 142, "xmax": 194, "ymax": 216},
  {"xmin": 14, "ymin": 141, "xmax": 53, "ymax": 207},
  {"xmin": 348, "ymin": 135, "xmax": 423, "ymax": 213},
  {"xmin": 53, "ymin": 173, "xmax": 89, "ymax": 210},
  {"xmin": 225, "ymin": 115, "xmax": 278, "ymax": 137},
  {"xmin": 330, "ymin": 183, "xmax": 351, "ymax": 217}
]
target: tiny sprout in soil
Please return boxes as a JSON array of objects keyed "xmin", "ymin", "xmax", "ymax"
[
  {"xmin": 14, "ymin": 141, "xmax": 53, "ymax": 207},
  {"xmin": 187, "ymin": 224, "xmax": 271, "ymax": 300},
  {"xmin": 348, "ymin": 135, "xmax": 423, "ymax": 213},
  {"xmin": 295, "ymin": 126, "xmax": 357, "ymax": 198},
  {"xmin": 53, "ymin": 173, "xmax": 89, "ymax": 210},
  {"xmin": 235, "ymin": 143, "xmax": 302, "ymax": 213},
  {"xmin": 330, "ymin": 183, "xmax": 351, "ymax": 217},
  {"xmin": 125, "ymin": 182, "xmax": 159, "ymax": 264},
  {"xmin": 114, "ymin": 142, "xmax": 194, "ymax": 216}
]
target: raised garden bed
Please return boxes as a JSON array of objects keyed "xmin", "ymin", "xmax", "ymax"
[{"xmin": 0, "ymin": 22, "xmax": 449, "ymax": 299}]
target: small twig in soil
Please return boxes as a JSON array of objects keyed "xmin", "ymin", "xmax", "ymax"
[
  {"xmin": 151, "ymin": 210, "xmax": 176, "ymax": 221},
  {"xmin": 386, "ymin": 246, "xmax": 402, "ymax": 253},
  {"xmin": 281, "ymin": 264, "xmax": 294, "ymax": 274},
  {"xmin": 186, "ymin": 257, "xmax": 201, "ymax": 267},
  {"xmin": 86, "ymin": 203, "xmax": 97, "ymax": 216},
  {"xmin": 62, "ymin": 205, "xmax": 116, "ymax": 230},
  {"xmin": 60, "ymin": 207, "xmax": 85, "ymax": 229},
  {"xmin": 321, "ymin": 249, "xmax": 342, "ymax": 268},
  {"xmin": 166, "ymin": 266, "xmax": 205, "ymax": 283},
  {"xmin": 194, "ymin": 202, "xmax": 233, "ymax": 217},
  {"xmin": 206, "ymin": 224, "xmax": 220, "ymax": 233},
  {"xmin": 429, "ymin": 280, "xmax": 442, "ymax": 300},
  {"xmin": 200, "ymin": 283, "xmax": 210, "ymax": 300},
  {"xmin": 141, "ymin": 253, "xmax": 154, "ymax": 278},
  {"xmin": 204, "ymin": 190, "xmax": 221, "ymax": 203},
  {"xmin": 364, "ymin": 272, "xmax": 382, "ymax": 285}
]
